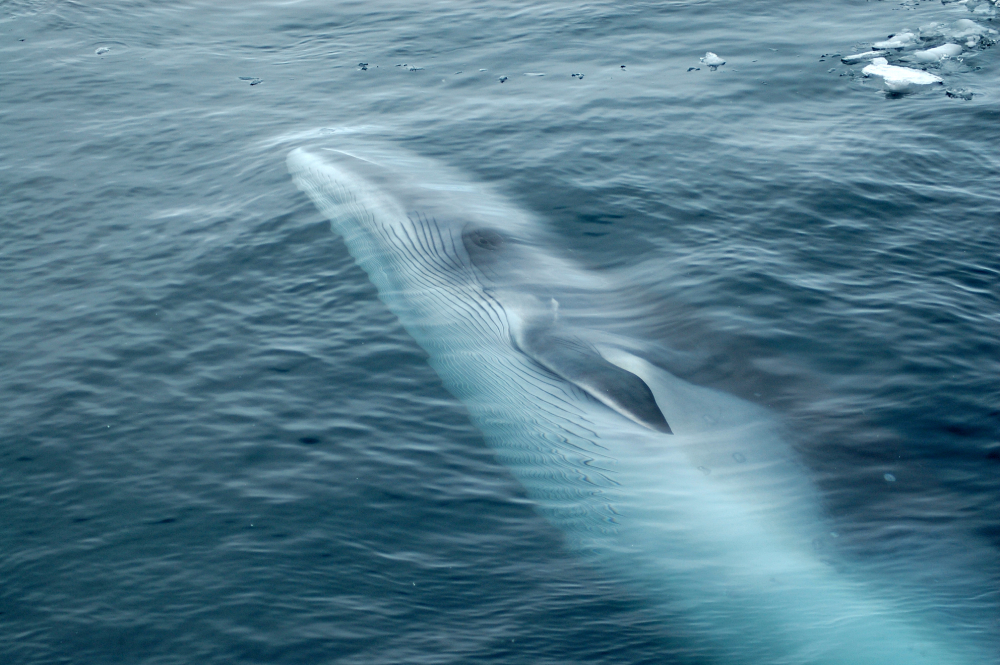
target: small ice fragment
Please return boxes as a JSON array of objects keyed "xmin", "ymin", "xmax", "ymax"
[
  {"xmin": 687, "ymin": 67, "xmax": 700, "ymax": 72},
  {"xmin": 479, "ymin": 68, "xmax": 487, "ymax": 71},
  {"xmin": 571, "ymin": 73, "xmax": 585, "ymax": 79},
  {"xmin": 409, "ymin": 66, "xmax": 423, "ymax": 71},
  {"xmin": 523, "ymin": 72, "xmax": 544, "ymax": 76},
  {"xmin": 913, "ymin": 43, "xmax": 963, "ymax": 62},
  {"xmin": 884, "ymin": 473, "xmax": 896, "ymax": 482},
  {"xmin": 700, "ymin": 52, "xmax": 725, "ymax": 69},
  {"xmin": 358, "ymin": 62, "xmax": 368, "ymax": 70},
  {"xmin": 920, "ymin": 22, "xmax": 945, "ymax": 39},
  {"xmin": 498, "ymin": 76, "xmax": 507, "ymax": 83},
  {"xmin": 946, "ymin": 87, "xmax": 974, "ymax": 100},
  {"xmin": 95, "ymin": 47, "xmax": 110, "ymax": 55},
  {"xmin": 862, "ymin": 57, "xmax": 942, "ymax": 92},
  {"xmin": 841, "ymin": 50, "xmax": 889, "ymax": 63},
  {"xmin": 873, "ymin": 32, "xmax": 915, "ymax": 49}
]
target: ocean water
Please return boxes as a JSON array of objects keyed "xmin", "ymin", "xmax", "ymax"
[{"xmin": 1, "ymin": 0, "xmax": 998, "ymax": 663}]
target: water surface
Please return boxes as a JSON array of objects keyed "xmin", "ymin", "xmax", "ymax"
[{"xmin": 2, "ymin": 1, "xmax": 998, "ymax": 663}]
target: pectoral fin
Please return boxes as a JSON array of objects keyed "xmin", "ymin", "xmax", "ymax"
[{"xmin": 517, "ymin": 329, "xmax": 672, "ymax": 434}]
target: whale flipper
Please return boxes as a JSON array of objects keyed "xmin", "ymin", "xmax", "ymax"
[{"xmin": 517, "ymin": 327, "xmax": 672, "ymax": 434}]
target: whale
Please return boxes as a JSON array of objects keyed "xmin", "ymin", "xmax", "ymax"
[{"xmin": 287, "ymin": 143, "xmax": 985, "ymax": 664}]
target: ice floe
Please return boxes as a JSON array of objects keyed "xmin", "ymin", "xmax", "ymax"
[
  {"xmin": 862, "ymin": 58, "xmax": 942, "ymax": 92},
  {"xmin": 912, "ymin": 43, "xmax": 963, "ymax": 62},
  {"xmin": 841, "ymin": 50, "xmax": 889, "ymax": 64},
  {"xmin": 835, "ymin": 4, "xmax": 997, "ymax": 96},
  {"xmin": 700, "ymin": 52, "xmax": 725, "ymax": 69},
  {"xmin": 874, "ymin": 32, "xmax": 916, "ymax": 49},
  {"xmin": 951, "ymin": 18, "xmax": 995, "ymax": 45}
]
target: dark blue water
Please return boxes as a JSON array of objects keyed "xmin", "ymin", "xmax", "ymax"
[{"xmin": 2, "ymin": 1, "xmax": 998, "ymax": 663}]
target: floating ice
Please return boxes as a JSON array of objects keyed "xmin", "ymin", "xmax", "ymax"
[
  {"xmin": 837, "ymin": 13, "xmax": 996, "ymax": 93},
  {"xmin": 918, "ymin": 18, "xmax": 994, "ymax": 42},
  {"xmin": 919, "ymin": 22, "xmax": 947, "ymax": 39},
  {"xmin": 951, "ymin": 18, "xmax": 991, "ymax": 38},
  {"xmin": 941, "ymin": 0, "xmax": 997, "ymax": 6},
  {"xmin": 873, "ymin": 32, "xmax": 915, "ymax": 49},
  {"xmin": 884, "ymin": 473, "xmax": 896, "ymax": 482},
  {"xmin": 95, "ymin": 46, "xmax": 110, "ymax": 55},
  {"xmin": 913, "ymin": 43, "xmax": 963, "ymax": 62},
  {"xmin": 841, "ymin": 50, "xmax": 889, "ymax": 64},
  {"xmin": 862, "ymin": 57, "xmax": 942, "ymax": 91},
  {"xmin": 946, "ymin": 87, "xmax": 974, "ymax": 99},
  {"xmin": 935, "ymin": 18, "xmax": 998, "ymax": 46},
  {"xmin": 700, "ymin": 52, "xmax": 725, "ymax": 70}
]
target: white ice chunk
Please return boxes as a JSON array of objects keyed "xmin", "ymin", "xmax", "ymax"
[
  {"xmin": 700, "ymin": 52, "xmax": 725, "ymax": 67},
  {"xmin": 913, "ymin": 43, "xmax": 963, "ymax": 62},
  {"xmin": 862, "ymin": 57, "xmax": 943, "ymax": 91},
  {"xmin": 841, "ymin": 50, "xmax": 890, "ymax": 63},
  {"xmin": 873, "ymin": 32, "xmax": 916, "ymax": 48}
]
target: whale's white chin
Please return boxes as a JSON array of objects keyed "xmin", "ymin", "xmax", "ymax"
[{"xmin": 287, "ymin": 143, "xmax": 984, "ymax": 665}]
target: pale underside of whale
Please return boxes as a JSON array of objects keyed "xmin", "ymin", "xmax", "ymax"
[{"xmin": 287, "ymin": 143, "xmax": 986, "ymax": 665}]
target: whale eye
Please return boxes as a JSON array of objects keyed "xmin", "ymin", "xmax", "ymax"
[{"xmin": 468, "ymin": 228, "xmax": 504, "ymax": 251}]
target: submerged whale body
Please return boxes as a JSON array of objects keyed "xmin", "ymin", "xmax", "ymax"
[{"xmin": 287, "ymin": 144, "xmax": 984, "ymax": 664}]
